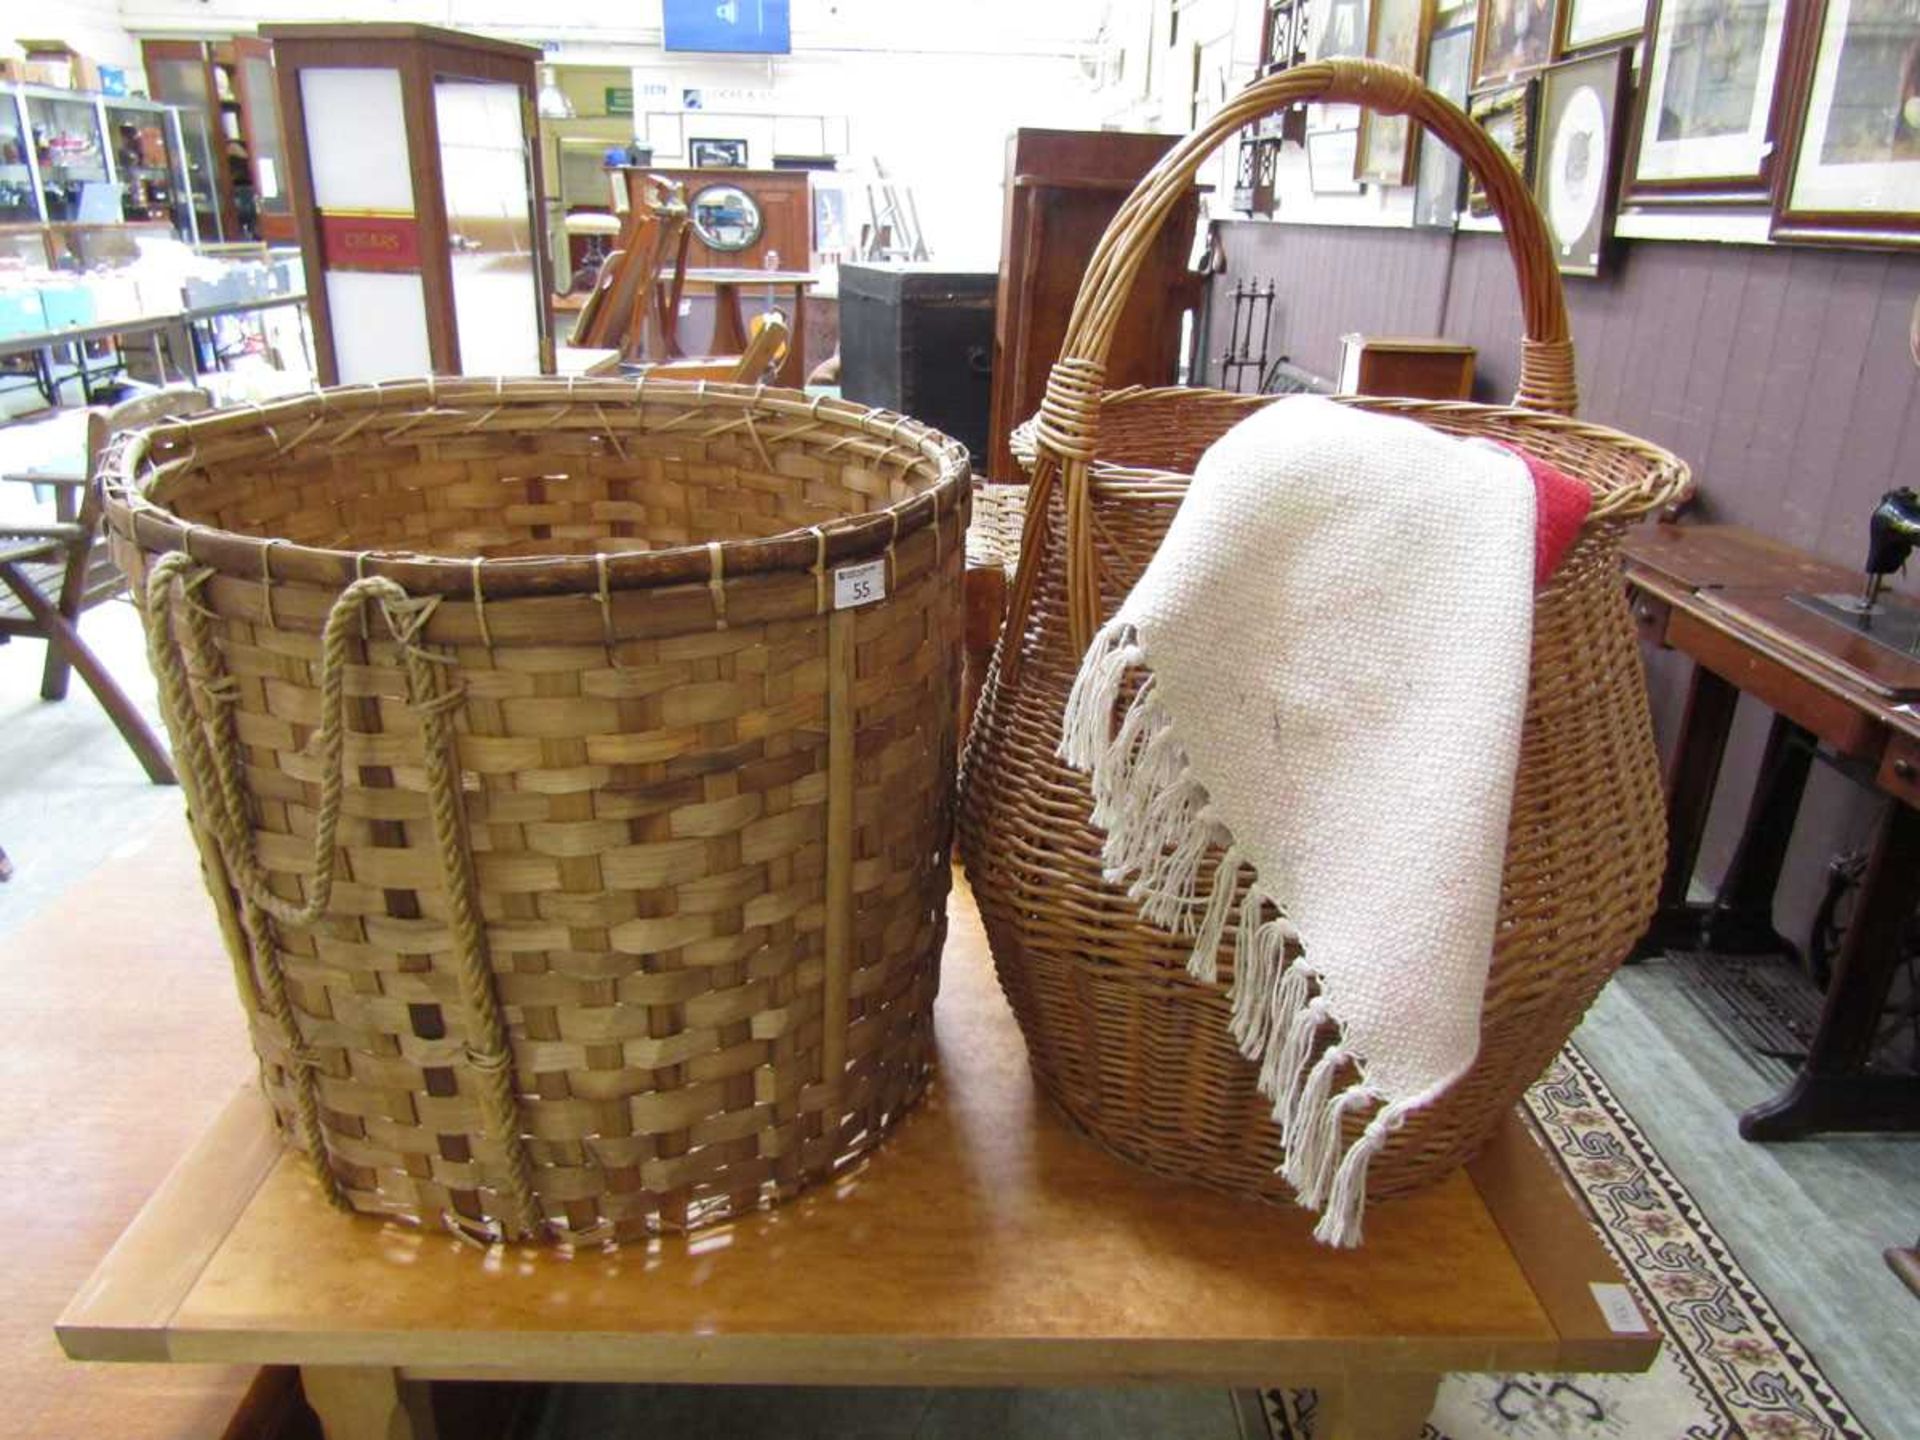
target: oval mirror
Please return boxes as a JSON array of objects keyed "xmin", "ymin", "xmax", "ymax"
[{"xmin": 689, "ymin": 183, "xmax": 763, "ymax": 252}]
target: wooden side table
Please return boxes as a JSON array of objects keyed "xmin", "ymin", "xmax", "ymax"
[{"xmin": 60, "ymin": 866, "xmax": 1656, "ymax": 1440}]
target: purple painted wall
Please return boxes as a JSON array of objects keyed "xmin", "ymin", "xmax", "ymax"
[{"xmin": 1204, "ymin": 220, "xmax": 1920, "ymax": 944}]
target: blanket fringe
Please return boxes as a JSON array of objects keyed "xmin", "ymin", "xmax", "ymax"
[{"xmin": 1058, "ymin": 618, "xmax": 1395, "ymax": 1248}]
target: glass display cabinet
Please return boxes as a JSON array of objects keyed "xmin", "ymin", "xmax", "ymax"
[
  {"xmin": 25, "ymin": 89, "xmax": 109, "ymax": 222},
  {"xmin": 142, "ymin": 37, "xmax": 287, "ymax": 243},
  {"xmin": 0, "ymin": 88, "xmax": 35, "ymax": 223},
  {"xmin": 263, "ymin": 23, "xmax": 554, "ymax": 384},
  {"xmin": 171, "ymin": 107, "xmax": 222, "ymax": 244},
  {"xmin": 106, "ymin": 97, "xmax": 196, "ymax": 240}
]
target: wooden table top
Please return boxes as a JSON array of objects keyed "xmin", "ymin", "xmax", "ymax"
[
  {"xmin": 1623, "ymin": 521, "xmax": 1920, "ymax": 706},
  {"xmin": 680, "ymin": 268, "xmax": 817, "ymax": 287},
  {"xmin": 1622, "ymin": 521, "xmax": 1859, "ymax": 599},
  {"xmin": 59, "ymin": 873, "xmax": 1654, "ymax": 1387}
]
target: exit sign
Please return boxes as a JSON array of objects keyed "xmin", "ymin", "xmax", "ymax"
[{"xmin": 605, "ymin": 86, "xmax": 634, "ymax": 116}]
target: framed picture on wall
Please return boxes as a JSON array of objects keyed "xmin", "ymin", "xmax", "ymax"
[
  {"xmin": 1771, "ymin": 0, "xmax": 1920, "ymax": 247},
  {"xmin": 1310, "ymin": 0, "xmax": 1370, "ymax": 130},
  {"xmin": 1557, "ymin": 0, "xmax": 1645, "ymax": 54},
  {"xmin": 1625, "ymin": 0, "xmax": 1791, "ymax": 203},
  {"xmin": 1416, "ymin": 20, "xmax": 1476, "ymax": 225},
  {"xmin": 1314, "ymin": 0, "xmax": 1372, "ymax": 58},
  {"xmin": 1533, "ymin": 48, "xmax": 1631, "ymax": 274},
  {"xmin": 1467, "ymin": 78, "xmax": 1538, "ymax": 213},
  {"xmin": 1474, "ymin": 0, "xmax": 1559, "ymax": 88},
  {"xmin": 1308, "ymin": 126, "xmax": 1366, "ymax": 194},
  {"xmin": 1358, "ymin": 0, "xmax": 1435, "ymax": 185},
  {"xmin": 689, "ymin": 136, "xmax": 748, "ymax": 168}
]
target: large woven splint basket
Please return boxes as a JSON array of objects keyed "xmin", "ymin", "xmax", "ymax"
[
  {"xmin": 105, "ymin": 378, "xmax": 969, "ymax": 1244},
  {"xmin": 957, "ymin": 61, "xmax": 1690, "ymax": 1207}
]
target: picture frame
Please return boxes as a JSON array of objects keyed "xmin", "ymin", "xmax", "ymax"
[
  {"xmin": 1309, "ymin": 0, "xmax": 1369, "ymax": 131},
  {"xmin": 689, "ymin": 136, "xmax": 748, "ymax": 168},
  {"xmin": 1307, "ymin": 127, "xmax": 1365, "ymax": 194},
  {"xmin": 1533, "ymin": 48, "xmax": 1631, "ymax": 275},
  {"xmin": 1625, "ymin": 0, "xmax": 1792, "ymax": 204},
  {"xmin": 1415, "ymin": 20, "xmax": 1476, "ymax": 226},
  {"xmin": 1556, "ymin": 0, "xmax": 1646, "ymax": 54},
  {"xmin": 1358, "ymin": 0, "xmax": 1435, "ymax": 185},
  {"xmin": 1467, "ymin": 79, "xmax": 1538, "ymax": 214},
  {"xmin": 1473, "ymin": 0, "xmax": 1559, "ymax": 88},
  {"xmin": 1314, "ymin": 0, "xmax": 1372, "ymax": 59},
  {"xmin": 1771, "ymin": 0, "xmax": 1920, "ymax": 248}
]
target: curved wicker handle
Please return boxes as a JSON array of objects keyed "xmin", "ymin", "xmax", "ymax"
[{"xmin": 1011, "ymin": 58, "xmax": 1577, "ymax": 665}]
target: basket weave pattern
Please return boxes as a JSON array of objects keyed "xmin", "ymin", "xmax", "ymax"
[
  {"xmin": 962, "ymin": 400, "xmax": 1677, "ymax": 1200},
  {"xmin": 958, "ymin": 61, "xmax": 1690, "ymax": 1209},
  {"xmin": 107, "ymin": 379, "xmax": 968, "ymax": 1244}
]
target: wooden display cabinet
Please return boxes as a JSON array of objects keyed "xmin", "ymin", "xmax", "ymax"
[
  {"xmin": 264, "ymin": 23, "xmax": 555, "ymax": 386},
  {"xmin": 987, "ymin": 129, "xmax": 1205, "ymax": 482},
  {"xmin": 140, "ymin": 37, "xmax": 291, "ymax": 243}
]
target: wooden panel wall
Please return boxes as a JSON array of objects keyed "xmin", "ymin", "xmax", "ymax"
[
  {"xmin": 1210, "ymin": 221, "xmax": 1920, "ymax": 576},
  {"xmin": 1205, "ymin": 220, "xmax": 1920, "ymax": 940}
]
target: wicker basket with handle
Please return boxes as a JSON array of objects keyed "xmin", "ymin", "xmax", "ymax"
[
  {"xmin": 105, "ymin": 377, "xmax": 968, "ymax": 1245},
  {"xmin": 958, "ymin": 59, "xmax": 1690, "ymax": 1209}
]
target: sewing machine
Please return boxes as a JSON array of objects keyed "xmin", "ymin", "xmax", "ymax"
[{"xmin": 1792, "ymin": 487, "xmax": 1920, "ymax": 658}]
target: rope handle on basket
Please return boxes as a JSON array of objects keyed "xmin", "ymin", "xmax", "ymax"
[
  {"xmin": 141, "ymin": 553, "xmax": 547, "ymax": 1241},
  {"xmin": 1007, "ymin": 57, "xmax": 1578, "ymax": 669}
]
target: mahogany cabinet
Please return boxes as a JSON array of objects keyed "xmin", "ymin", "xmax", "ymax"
[{"xmin": 986, "ymin": 129, "xmax": 1203, "ymax": 483}]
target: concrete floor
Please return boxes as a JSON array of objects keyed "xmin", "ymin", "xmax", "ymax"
[{"xmin": 0, "ymin": 423, "xmax": 1912, "ymax": 1437}]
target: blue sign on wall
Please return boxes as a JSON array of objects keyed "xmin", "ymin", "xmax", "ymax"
[{"xmin": 663, "ymin": 0, "xmax": 792, "ymax": 54}]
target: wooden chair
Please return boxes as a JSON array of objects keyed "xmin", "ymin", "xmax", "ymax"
[
  {"xmin": 0, "ymin": 385, "xmax": 209, "ymax": 786},
  {"xmin": 570, "ymin": 175, "xmax": 691, "ymax": 361},
  {"xmin": 639, "ymin": 312, "xmax": 791, "ymax": 385}
]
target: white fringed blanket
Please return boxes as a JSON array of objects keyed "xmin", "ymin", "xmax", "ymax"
[{"xmin": 1059, "ymin": 395, "xmax": 1584, "ymax": 1247}]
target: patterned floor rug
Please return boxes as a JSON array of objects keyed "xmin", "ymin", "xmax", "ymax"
[{"xmin": 1257, "ymin": 1047, "xmax": 1872, "ymax": 1440}]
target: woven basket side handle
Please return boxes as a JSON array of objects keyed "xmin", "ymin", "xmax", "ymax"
[{"xmin": 1013, "ymin": 58, "xmax": 1575, "ymax": 664}]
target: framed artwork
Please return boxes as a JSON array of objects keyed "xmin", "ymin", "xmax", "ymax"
[
  {"xmin": 1416, "ymin": 21, "xmax": 1476, "ymax": 226},
  {"xmin": 1307, "ymin": 127, "xmax": 1365, "ymax": 194},
  {"xmin": 1358, "ymin": 0, "xmax": 1435, "ymax": 185},
  {"xmin": 1557, "ymin": 0, "xmax": 1646, "ymax": 53},
  {"xmin": 1310, "ymin": 0, "xmax": 1369, "ymax": 131},
  {"xmin": 1467, "ymin": 79, "xmax": 1538, "ymax": 213},
  {"xmin": 1474, "ymin": 0, "xmax": 1559, "ymax": 87},
  {"xmin": 689, "ymin": 136, "xmax": 747, "ymax": 168},
  {"xmin": 1534, "ymin": 48, "xmax": 1631, "ymax": 274},
  {"xmin": 1626, "ymin": 0, "xmax": 1791, "ymax": 202},
  {"xmin": 1772, "ymin": 0, "xmax": 1920, "ymax": 246},
  {"xmin": 1314, "ymin": 0, "xmax": 1372, "ymax": 58}
]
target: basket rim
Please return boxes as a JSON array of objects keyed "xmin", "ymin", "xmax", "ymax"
[
  {"xmin": 1006, "ymin": 385, "xmax": 1692, "ymax": 527},
  {"xmin": 102, "ymin": 376, "xmax": 972, "ymax": 600}
]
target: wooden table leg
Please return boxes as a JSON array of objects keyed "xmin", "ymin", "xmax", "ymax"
[
  {"xmin": 0, "ymin": 562, "xmax": 176, "ymax": 784},
  {"xmin": 1316, "ymin": 1373, "xmax": 1440, "ymax": 1440},
  {"xmin": 300, "ymin": 1366, "xmax": 438, "ymax": 1440},
  {"xmin": 1740, "ymin": 796, "xmax": 1920, "ymax": 1139},
  {"xmin": 709, "ymin": 280, "xmax": 749, "ymax": 357},
  {"xmin": 1633, "ymin": 660, "xmax": 1741, "ymax": 958},
  {"xmin": 1702, "ymin": 713, "xmax": 1810, "ymax": 959},
  {"xmin": 778, "ymin": 286, "xmax": 807, "ymax": 388},
  {"xmin": 1887, "ymin": 1243, "xmax": 1920, "ymax": 1298}
]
